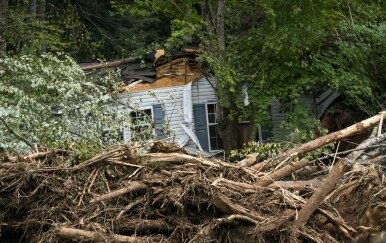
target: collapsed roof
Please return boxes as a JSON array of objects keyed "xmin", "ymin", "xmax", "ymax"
[{"xmin": 79, "ymin": 48, "xmax": 203, "ymax": 92}]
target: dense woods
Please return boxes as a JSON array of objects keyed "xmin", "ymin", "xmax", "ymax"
[{"xmin": 0, "ymin": 0, "xmax": 386, "ymax": 242}]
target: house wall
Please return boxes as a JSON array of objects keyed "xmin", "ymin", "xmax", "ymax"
[
  {"xmin": 270, "ymin": 92, "xmax": 315, "ymax": 141},
  {"xmin": 185, "ymin": 77, "xmax": 218, "ymax": 153},
  {"xmin": 119, "ymin": 77, "xmax": 218, "ymax": 154},
  {"xmin": 118, "ymin": 86, "xmax": 185, "ymax": 144}
]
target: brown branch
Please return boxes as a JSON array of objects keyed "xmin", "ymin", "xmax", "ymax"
[
  {"xmin": 253, "ymin": 112, "xmax": 386, "ymax": 170},
  {"xmin": 116, "ymin": 197, "xmax": 146, "ymax": 220},
  {"xmin": 72, "ymin": 147, "xmax": 124, "ymax": 171},
  {"xmin": 90, "ymin": 181, "xmax": 148, "ymax": 204},
  {"xmin": 57, "ymin": 227, "xmax": 158, "ymax": 242},
  {"xmin": 212, "ymin": 193, "xmax": 264, "ymax": 222},
  {"xmin": 256, "ymin": 158, "xmax": 309, "ymax": 187},
  {"xmin": 80, "ymin": 58, "xmax": 134, "ymax": 71},
  {"xmin": 294, "ymin": 132, "xmax": 386, "ymax": 227},
  {"xmin": 141, "ymin": 153, "xmax": 220, "ymax": 167}
]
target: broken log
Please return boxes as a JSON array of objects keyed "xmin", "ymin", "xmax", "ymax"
[
  {"xmin": 90, "ymin": 181, "xmax": 148, "ymax": 204},
  {"xmin": 294, "ymin": 132, "xmax": 386, "ymax": 227},
  {"xmin": 268, "ymin": 178, "xmax": 322, "ymax": 190},
  {"xmin": 256, "ymin": 158, "xmax": 309, "ymax": 187},
  {"xmin": 81, "ymin": 58, "xmax": 134, "ymax": 71},
  {"xmin": 212, "ymin": 193, "xmax": 264, "ymax": 222},
  {"xmin": 57, "ymin": 227, "xmax": 158, "ymax": 242},
  {"xmin": 141, "ymin": 153, "xmax": 219, "ymax": 167},
  {"xmin": 293, "ymin": 159, "xmax": 344, "ymax": 227},
  {"xmin": 254, "ymin": 112, "xmax": 386, "ymax": 170}
]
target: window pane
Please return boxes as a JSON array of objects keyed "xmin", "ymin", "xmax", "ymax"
[
  {"xmin": 209, "ymin": 125, "xmax": 217, "ymax": 137},
  {"xmin": 208, "ymin": 114, "xmax": 216, "ymax": 123},
  {"xmin": 210, "ymin": 138, "xmax": 218, "ymax": 150},
  {"xmin": 207, "ymin": 104, "xmax": 215, "ymax": 113},
  {"xmin": 144, "ymin": 109, "xmax": 152, "ymax": 116}
]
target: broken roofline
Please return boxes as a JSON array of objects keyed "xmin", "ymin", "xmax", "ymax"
[
  {"xmin": 79, "ymin": 48, "xmax": 202, "ymax": 72},
  {"xmin": 79, "ymin": 49, "xmax": 209, "ymax": 93}
]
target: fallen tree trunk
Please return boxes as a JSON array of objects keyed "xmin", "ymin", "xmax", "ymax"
[
  {"xmin": 294, "ymin": 160, "xmax": 347, "ymax": 227},
  {"xmin": 90, "ymin": 181, "xmax": 148, "ymax": 204},
  {"xmin": 254, "ymin": 112, "xmax": 386, "ymax": 170},
  {"xmin": 57, "ymin": 227, "xmax": 158, "ymax": 242},
  {"xmin": 80, "ymin": 58, "xmax": 134, "ymax": 71},
  {"xmin": 294, "ymin": 132, "xmax": 386, "ymax": 227},
  {"xmin": 256, "ymin": 158, "xmax": 309, "ymax": 187}
]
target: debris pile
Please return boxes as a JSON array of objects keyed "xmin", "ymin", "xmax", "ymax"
[{"xmin": 0, "ymin": 113, "xmax": 385, "ymax": 242}]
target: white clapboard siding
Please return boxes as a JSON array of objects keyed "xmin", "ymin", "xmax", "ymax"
[
  {"xmin": 118, "ymin": 77, "xmax": 218, "ymax": 152},
  {"xmin": 119, "ymin": 86, "xmax": 185, "ymax": 142},
  {"xmin": 185, "ymin": 77, "xmax": 218, "ymax": 153},
  {"xmin": 192, "ymin": 77, "xmax": 217, "ymax": 104}
]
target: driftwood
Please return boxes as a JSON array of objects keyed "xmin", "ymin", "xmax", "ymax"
[
  {"xmin": 57, "ymin": 227, "xmax": 159, "ymax": 242},
  {"xmin": 2, "ymin": 112, "xmax": 386, "ymax": 243},
  {"xmin": 252, "ymin": 112, "xmax": 386, "ymax": 170},
  {"xmin": 73, "ymin": 147, "xmax": 124, "ymax": 171},
  {"xmin": 90, "ymin": 181, "xmax": 148, "ymax": 204},
  {"xmin": 256, "ymin": 158, "xmax": 309, "ymax": 187},
  {"xmin": 294, "ymin": 132, "xmax": 386, "ymax": 227}
]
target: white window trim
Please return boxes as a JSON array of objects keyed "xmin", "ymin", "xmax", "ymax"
[
  {"xmin": 205, "ymin": 102, "xmax": 223, "ymax": 152},
  {"xmin": 125, "ymin": 106, "xmax": 154, "ymax": 142}
]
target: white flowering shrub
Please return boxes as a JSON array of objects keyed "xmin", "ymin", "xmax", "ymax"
[{"xmin": 0, "ymin": 53, "xmax": 129, "ymax": 154}]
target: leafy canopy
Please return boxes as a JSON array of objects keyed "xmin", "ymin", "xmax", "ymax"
[{"xmin": 0, "ymin": 53, "xmax": 128, "ymax": 154}]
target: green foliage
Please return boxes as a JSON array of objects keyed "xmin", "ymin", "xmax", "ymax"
[
  {"xmin": 230, "ymin": 141, "xmax": 282, "ymax": 160},
  {"xmin": 279, "ymin": 103, "xmax": 322, "ymax": 141},
  {"xmin": 164, "ymin": 19, "xmax": 201, "ymax": 51},
  {"xmin": 0, "ymin": 53, "xmax": 129, "ymax": 153},
  {"xmin": 1, "ymin": 1, "xmax": 171, "ymax": 61},
  {"xmin": 310, "ymin": 20, "xmax": 386, "ymax": 115},
  {"xmin": 3, "ymin": 6, "xmax": 63, "ymax": 55},
  {"xmin": 278, "ymin": 103, "xmax": 333, "ymax": 158}
]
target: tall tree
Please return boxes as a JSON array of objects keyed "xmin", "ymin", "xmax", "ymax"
[
  {"xmin": 0, "ymin": 0, "xmax": 9, "ymax": 56},
  {"xmin": 131, "ymin": 0, "xmax": 385, "ymax": 152}
]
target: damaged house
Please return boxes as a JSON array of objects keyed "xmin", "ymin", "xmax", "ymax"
[
  {"xmin": 81, "ymin": 49, "xmax": 345, "ymax": 155},
  {"xmin": 82, "ymin": 49, "xmax": 223, "ymax": 156}
]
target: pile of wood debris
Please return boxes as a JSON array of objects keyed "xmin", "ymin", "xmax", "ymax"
[{"xmin": 0, "ymin": 113, "xmax": 385, "ymax": 243}]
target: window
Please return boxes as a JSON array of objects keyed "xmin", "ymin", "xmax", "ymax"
[
  {"xmin": 206, "ymin": 103, "xmax": 223, "ymax": 151},
  {"xmin": 129, "ymin": 108, "xmax": 153, "ymax": 142}
]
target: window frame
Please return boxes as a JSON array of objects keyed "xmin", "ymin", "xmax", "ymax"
[
  {"xmin": 127, "ymin": 107, "xmax": 154, "ymax": 142},
  {"xmin": 205, "ymin": 102, "xmax": 223, "ymax": 152}
]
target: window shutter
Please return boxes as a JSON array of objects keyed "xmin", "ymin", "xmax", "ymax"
[
  {"xmin": 193, "ymin": 104, "xmax": 209, "ymax": 151},
  {"xmin": 153, "ymin": 104, "xmax": 166, "ymax": 139}
]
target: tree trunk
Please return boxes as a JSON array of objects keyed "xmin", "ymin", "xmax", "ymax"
[
  {"xmin": 38, "ymin": 0, "xmax": 46, "ymax": 53},
  {"xmin": 294, "ymin": 132, "xmax": 386, "ymax": 227},
  {"xmin": 220, "ymin": 107, "xmax": 240, "ymax": 156},
  {"xmin": 28, "ymin": 0, "xmax": 37, "ymax": 17},
  {"xmin": 0, "ymin": 0, "xmax": 9, "ymax": 56},
  {"xmin": 216, "ymin": 0, "xmax": 225, "ymax": 55},
  {"xmin": 201, "ymin": 0, "xmax": 214, "ymax": 33},
  {"xmin": 264, "ymin": 112, "xmax": 386, "ymax": 165}
]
